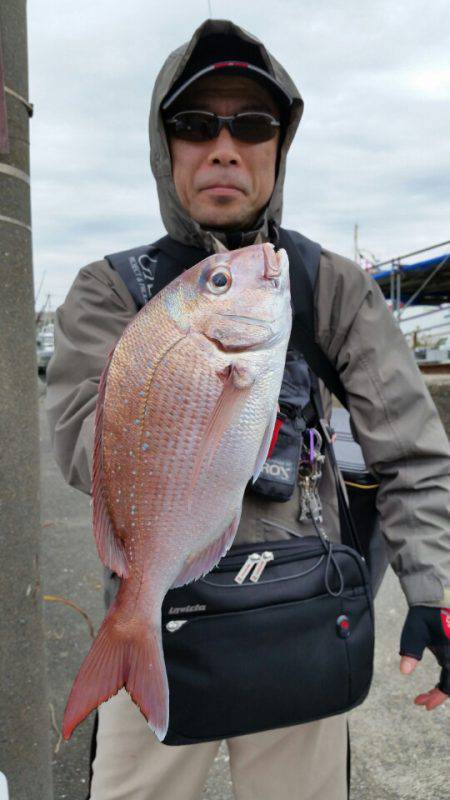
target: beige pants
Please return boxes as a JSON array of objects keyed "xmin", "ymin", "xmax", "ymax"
[{"xmin": 89, "ymin": 690, "xmax": 348, "ymax": 800}]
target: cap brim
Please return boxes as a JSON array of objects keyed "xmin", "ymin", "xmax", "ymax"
[{"xmin": 161, "ymin": 61, "xmax": 292, "ymax": 113}]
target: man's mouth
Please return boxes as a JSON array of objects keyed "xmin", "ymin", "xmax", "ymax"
[{"xmin": 200, "ymin": 185, "xmax": 244, "ymax": 196}]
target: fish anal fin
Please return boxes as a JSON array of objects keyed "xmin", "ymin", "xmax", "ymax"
[
  {"xmin": 252, "ymin": 406, "xmax": 278, "ymax": 483},
  {"xmin": 171, "ymin": 511, "xmax": 241, "ymax": 588},
  {"xmin": 92, "ymin": 348, "xmax": 130, "ymax": 578}
]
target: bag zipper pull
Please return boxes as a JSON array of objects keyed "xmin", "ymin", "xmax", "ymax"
[
  {"xmin": 234, "ymin": 553, "xmax": 260, "ymax": 584},
  {"xmin": 250, "ymin": 551, "xmax": 274, "ymax": 582}
]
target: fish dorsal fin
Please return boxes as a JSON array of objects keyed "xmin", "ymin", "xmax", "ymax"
[
  {"xmin": 92, "ymin": 348, "xmax": 130, "ymax": 578},
  {"xmin": 252, "ymin": 405, "xmax": 278, "ymax": 483},
  {"xmin": 170, "ymin": 510, "xmax": 241, "ymax": 588}
]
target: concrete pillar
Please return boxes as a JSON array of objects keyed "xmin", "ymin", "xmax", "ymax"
[{"xmin": 0, "ymin": 2, "xmax": 53, "ymax": 798}]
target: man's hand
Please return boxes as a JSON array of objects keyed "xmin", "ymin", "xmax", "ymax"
[
  {"xmin": 399, "ymin": 606, "xmax": 450, "ymax": 710},
  {"xmin": 399, "ymin": 656, "xmax": 448, "ymax": 710}
]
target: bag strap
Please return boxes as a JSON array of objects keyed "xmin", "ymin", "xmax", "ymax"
[
  {"xmin": 309, "ymin": 379, "xmax": 363, "ymax": 555},
  {"xmin": 152, "ymin": 235, "xmax": 208, "ymax": 269},
  {"xmin": 278, "ymin": 228, "xmax": 348, "ymax": 409},
  {"xmin": 277, "ymin": 230, "xmax": 366, "ymax": 555},
  {"xmin": 104, "ymin": 236, "xmax": 208, "ymax": 309}
]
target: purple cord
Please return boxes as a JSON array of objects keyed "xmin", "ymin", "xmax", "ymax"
[{"xmin": 309, "ymin": 429, "xmax": 315, "ymax": 463}]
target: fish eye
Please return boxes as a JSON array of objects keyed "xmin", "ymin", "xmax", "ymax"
[{"xmin": 207, "ymin": 268, "xmax": 232, "ymax": 295}]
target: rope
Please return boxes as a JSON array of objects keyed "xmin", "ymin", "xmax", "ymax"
[
  {"xmin": 43, "ymin": 594, "xmax": 95, "ymax": 640},
  {"xmin": 310, "ymin": 512, "xmax": 344, "ymax": 597},
  {"xmin": 4, "ymin": 85, "xmax": 34, "ymax": 116}
]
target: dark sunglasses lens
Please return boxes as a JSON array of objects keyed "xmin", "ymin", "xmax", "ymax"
[
  {"xmin": 168, "ymin": 112, "xmax": 216, "ymax": 141},
  {"xmin": 232, "ymin": 114, "xmax": 278, "ymax": 143}
]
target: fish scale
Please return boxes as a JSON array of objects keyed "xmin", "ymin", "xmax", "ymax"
[{"xmin": 62, "ymin": 242, "xmax": 291, "ymax": 742}]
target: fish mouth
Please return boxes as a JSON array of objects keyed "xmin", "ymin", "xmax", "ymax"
[
  {"xmin": 219, "ymin": 314, "xmax": 276, "ymax": 327},
  {"xmin": 203, "ymin": 334, "xmax": 283, "ymax": 354},
  {"xmin": 203, "ymin": 315, "xmax": 287, "ymax": 354}
]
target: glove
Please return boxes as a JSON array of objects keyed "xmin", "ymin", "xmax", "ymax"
[{"xmin": 400, "ymin": 606, "xmax": 450, "ymax": 695}]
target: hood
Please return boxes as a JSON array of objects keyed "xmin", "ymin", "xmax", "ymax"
[{"xmin": 149, "ymin": 19, "xmax": 303, "ymax": 253}]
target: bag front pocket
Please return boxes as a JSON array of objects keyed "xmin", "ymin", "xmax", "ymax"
[{"xmin": 162, "ymin": 590, "xmax": 373, "ymax": 744}]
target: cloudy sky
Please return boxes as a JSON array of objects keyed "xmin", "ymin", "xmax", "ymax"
[{"xmin": 28, "ymin": 0, "xmax": 450, "ymax": 309}]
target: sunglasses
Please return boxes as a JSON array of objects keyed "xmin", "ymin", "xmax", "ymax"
[{"xmin": 165, "ymin": 110, "xmax": 280, "ymax": 144}]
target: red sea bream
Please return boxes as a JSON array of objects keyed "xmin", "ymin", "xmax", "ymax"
[{"xmin": 62, "ymin": 242, "xmax": 291, "ymax": 741}]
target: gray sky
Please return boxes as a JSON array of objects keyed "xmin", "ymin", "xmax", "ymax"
[{"xmin": 28, "ymin": 0, "xmax": 450, "ymax": 309}]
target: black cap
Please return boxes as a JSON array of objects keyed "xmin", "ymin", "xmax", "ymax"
[{"xmin": 162, "ymin": 33, "xmax": 292, "ymax": 114}]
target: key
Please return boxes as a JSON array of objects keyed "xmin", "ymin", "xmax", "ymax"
[
  {"xmin": 297, "ymin": 428, "xmax": 325, "ymax": 523},
  {"xmin": 298, "ymin": 458, "xmax": 314, "ymax": 480}
]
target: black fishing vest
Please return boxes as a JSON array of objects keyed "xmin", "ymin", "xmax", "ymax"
[{"xmin": 104, "ymin": 228, "xmax": 347, "ymax": 502}]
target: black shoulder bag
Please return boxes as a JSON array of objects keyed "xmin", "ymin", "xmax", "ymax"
[
  {"xmin": 160, "ymin": 445, "xmax": 374, "ymax": 745},
  {"xmin": 104, "ymin": 230, "xmax": 375, "ymax": 746}
]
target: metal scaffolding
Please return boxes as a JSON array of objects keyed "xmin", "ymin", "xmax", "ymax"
[{"xmin": 371, "ymin": 241, "xmax": 450, "ymax": 311}]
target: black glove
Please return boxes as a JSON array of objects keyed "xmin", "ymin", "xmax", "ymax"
[{"xmin": 400, "ymin": 606, "xmax": 450, "ymax": 695}]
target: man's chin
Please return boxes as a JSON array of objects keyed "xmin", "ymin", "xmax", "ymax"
[
  {"xmin": 193, "ymin": 207, "xmax": 258, "ymax": 232},
  {"xmin": 201, "ymin": 220, "xmax": 250, "ymax": 232}
]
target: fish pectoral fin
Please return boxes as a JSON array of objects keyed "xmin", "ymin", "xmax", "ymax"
[
  {"xmin": 188, "ymin": 364, "xmax": 252, "ymax": 502},
  {"xmin": 170, "ymin": 510, "xmax": 241, "ymax": 588},
  {"xmin": 252, "ymin": 405, "xmax": 278, "ymax": 483},
  {"xmin": 92, "ymin": 349, "xmax": 130, "ymax": 578}
]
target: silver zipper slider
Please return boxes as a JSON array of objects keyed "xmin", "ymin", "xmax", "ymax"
[
  {"xmin": 250, "ymin": 551, "xmax": 274, "ymax": 582},
  {"xmin": 234, "ymin": 553, "xmax": 260, "ymax": 584}
]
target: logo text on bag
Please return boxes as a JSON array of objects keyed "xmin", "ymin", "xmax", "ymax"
[
  {"xmin": 261, "ymin": 459, "xmax": 293, "ymax": 483},
  {"xmin": 129, "ymin": 253, "xmax": 158, "ymax": 304},
  {"xmin": 168, "ymin": 604, "xmax": 207, "ymax": 615}
]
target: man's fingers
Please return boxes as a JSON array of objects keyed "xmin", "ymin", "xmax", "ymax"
[
  {"xmin": 414, "ymin": 688, "xmax": 448, "ymax": 710},
  {"xmin": 399, "ymin": 656, "xmax": 449, "ymax": 709},
  {"xmin": 399, "ymin": 656, "xmax": 419, "ymax": 675}
]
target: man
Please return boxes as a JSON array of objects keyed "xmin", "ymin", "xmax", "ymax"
[{"xmin": 47, "ymin": 19, "xmax": 450, "ymax": 800}]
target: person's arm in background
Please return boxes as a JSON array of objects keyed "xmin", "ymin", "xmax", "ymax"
[
  {"xmin": 46, "ymin": 259, "xmax": 136, "ymax": 494},
  {"xmin": 315, "ymin": 249, "xmax": 450, "ymax": 708}
]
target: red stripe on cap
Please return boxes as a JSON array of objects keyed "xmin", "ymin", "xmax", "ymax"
[{"xmin": 213, "ymin": 61, "xmax": 249, "ymax": 69}]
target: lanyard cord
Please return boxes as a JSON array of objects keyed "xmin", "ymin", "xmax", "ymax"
[{"xmin": 307, "ymin": 494, "xmax": 345, "ymax": 597}]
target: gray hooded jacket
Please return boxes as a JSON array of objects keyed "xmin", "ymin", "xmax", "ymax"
[{"xmin": 46, "ymin": 19, "xmax": 450, "ymax": 608}]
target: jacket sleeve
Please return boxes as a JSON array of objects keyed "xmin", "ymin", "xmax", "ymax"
[
  {"xmin": 46, "ymin": 260, "xmax": 136, "ymax": 495},
  {"xmin": 315, "ymin": 249, "xmax": 450, "ymax": 608}
]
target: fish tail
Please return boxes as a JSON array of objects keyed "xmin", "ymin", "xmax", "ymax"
[{"xmin": 62, "ymin": 603, "xmax": 169, "ymax": 742}]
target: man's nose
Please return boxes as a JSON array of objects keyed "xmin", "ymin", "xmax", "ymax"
[{"xmin": 207, "ymin": 126, "xmax": 242, "ymax": 167}]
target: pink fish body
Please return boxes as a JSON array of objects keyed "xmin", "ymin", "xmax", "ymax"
[{"xmin": 63, "ymin": 243, "xmax": 291, "ymax": 741}]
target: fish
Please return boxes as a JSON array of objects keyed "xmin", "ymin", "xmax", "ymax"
[{"xmin": 62, "ymin": 242, "xmax": 292, "ymax": 742}]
